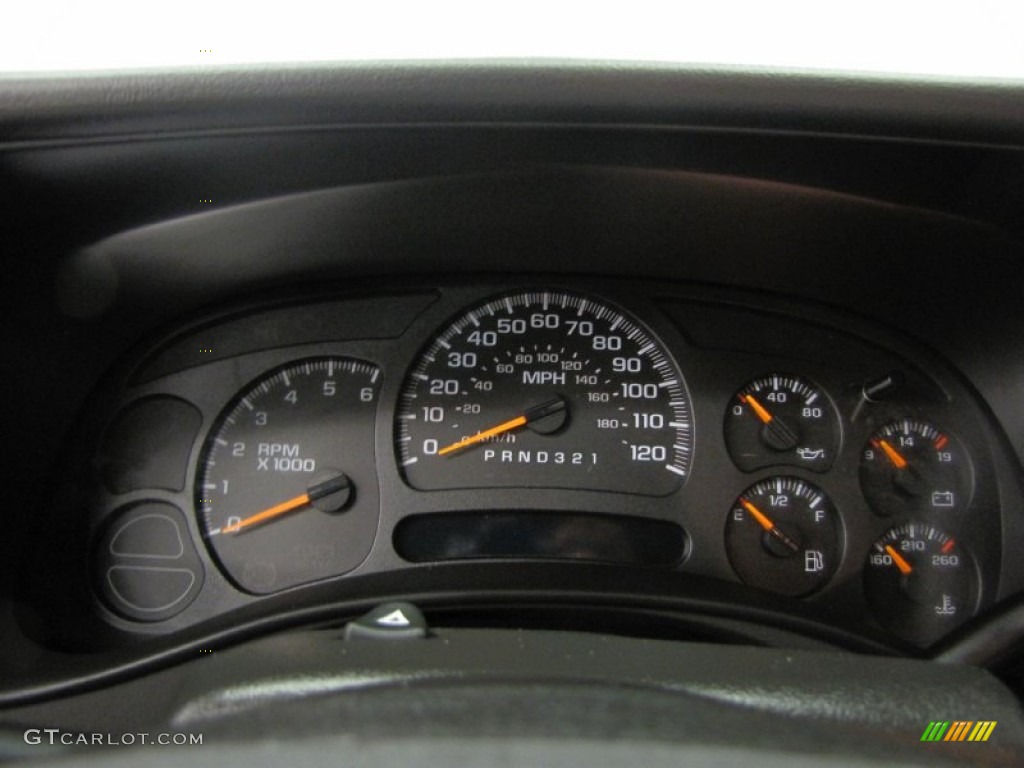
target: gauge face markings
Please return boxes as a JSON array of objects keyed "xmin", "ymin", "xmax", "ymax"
[
  {"xmin": 859, "ymin": 420, "xmax": 973, "ymax": 516},
  {"xmin": 395, "ymin": 291, "xmax": 693, "ymax": 494},
  {"xmin": 864, "ymin": 522, "xmax": 979, "ymax": 644},
  {"xmin": 725, "ymin": 476, "xmax": 842, "ymax": 597},
  {"xmin": 724, "ymin": 373, "xmax": 839, "ymax": 473},
  {"xmin": 196, "ymin": 357, "xmax": 380, "ymax": 594}
]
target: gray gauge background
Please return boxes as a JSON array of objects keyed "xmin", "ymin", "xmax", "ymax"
[
  {"xmin": 54, "ymin": 280, "xmax": 1013, "ymax": 652},
  {"xmin": 195, "ymin": 357, "xmax": 381, "ymax": 594},
  {"xmin": 724, "ymin": 374, "xmax": 840, "ymax": 473},
  {"xmin": 395, "ymin": 291, "xmax": 694, "ymax": 495}
]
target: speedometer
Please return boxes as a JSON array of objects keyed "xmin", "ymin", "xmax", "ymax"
[{"xmin": 395, "ymin": 291, "xmax": 693, "ymax": 495}]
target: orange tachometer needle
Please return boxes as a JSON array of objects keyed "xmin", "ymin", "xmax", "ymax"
[
  {"xmin": 885, "ymin": 544, "xmax": 914, "ymax": 575},
  {"xmin": 220, "ymin": 473, "xmax": 351, "ymax": 535},
  {"xmin": 222, "ymin": 493, "xmax": 310, "ymax": 534},
  {"xmin": 437, "ymin": 397, "xmax": 567, "ymax": 457},
  {"xmin": 741, "ymin": 394, "xmax": 774, "ymax": 425},
  {"xmin": 875, "ymin": 439, "xmax": 909, "ymax": 470}
]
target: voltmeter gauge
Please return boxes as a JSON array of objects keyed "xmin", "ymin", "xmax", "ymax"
[
  {"xmin": 864, "ymin": 523, "xmax": 979, "ymax": 645},
  {"xmin": 724, "ymin": 374, "xmax": 839, "ymax": 472},
  {"xmin": 725, "ymin": 477, "xmax": 842, "ymax": 597},
  {"xmin": 860, "ymin": 420, "xmax": 973, "ymax": 516}
]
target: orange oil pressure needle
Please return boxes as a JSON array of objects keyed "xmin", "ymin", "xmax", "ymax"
[
  {"xmin": 740, "ymin": 498, "xmax": 777, "ymax": 532},
  {"xmin": 222, "ymin": 492, "xmax": 310, "ymax": 534},
  {"xmin": 741, "ymin": 394, "xmax": 774, "ymax": 425},
  {"xmin": 875, "ymin": 439, "xmax": 909, "ymax": 470},
  {"xmin": 438, "ymin": 415, "xmax": 528, "ymax": 456},
  {"xmin": 885, "ymin": 544, "xmax": 914, "ymax": 575}
]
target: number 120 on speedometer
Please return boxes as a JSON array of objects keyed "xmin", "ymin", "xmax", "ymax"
[{"xmin": 395, "ymin": 291, "xmax": 694, "ymax": 495}]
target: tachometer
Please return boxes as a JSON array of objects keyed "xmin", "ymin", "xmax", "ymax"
[
  {"xmin": 395, "ymin": 291, "xmax": 693, "ymax": 495},
  {"xmin": 196, "ymin": 357, "xmax": 381, "ymax": 594}
]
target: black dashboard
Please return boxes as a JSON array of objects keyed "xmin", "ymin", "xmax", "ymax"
[
  {"xmin": 3, "ymin": 63, "xmax": 1024, "ymax": 764},
  {"xmin": 31, "ymin": 276, "xmax": 1020, "ymax": 654}
]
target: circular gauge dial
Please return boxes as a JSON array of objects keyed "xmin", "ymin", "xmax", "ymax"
[
  {"xmin": 864, "ymin": 523, "xmax": 979, "ymax": 644},
  {"xmin": 396, "ymin": 291, "xmax": 693, "ymax": 495},
  {"xmin": 860, "ymin": 420, "xmax": 972, "ymax": 516},
  {"xmin": 724, "ymin": 374, "xmax": 839, "ymax": 472},
  {"xmin": 196, "ymin": 358, "xmax": 381, "ymax": 594},
  {"xmin": 725, "ymin": 477, "xmax": 842, "ymax": 596}
]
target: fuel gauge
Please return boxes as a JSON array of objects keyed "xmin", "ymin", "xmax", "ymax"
[{"xmin": 725, "ymin": 477, "xmax": 842, "ymax": 597}]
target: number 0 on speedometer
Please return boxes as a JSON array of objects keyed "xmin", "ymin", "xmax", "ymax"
[{"xmin": 395, "ymin": 291, "xmax": 694, "ymax": 495}]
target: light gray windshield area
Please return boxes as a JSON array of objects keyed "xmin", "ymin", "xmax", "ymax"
[{"xmin": 1, "ymin": 1, "xmax": 1023, "ymax": 79}]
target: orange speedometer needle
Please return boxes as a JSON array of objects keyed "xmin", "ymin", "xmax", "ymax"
[
  {"xmin": 740, "ymin": 498, "xmax": 799, "ymax": 553},
  {"xmin": 437, "ymin": 397, "xmax": 567, "ymax": 457},
  {"xmin": 219, "ymin": 473, "xmax": 351, "ymax": 535},
  {"xmin": 438, "ymin": 415, "xmax": 527, "ymax": 456},
  {"xmin": 885, "ymin": 544, "xmax": 914, "ymax": 575},
  {"xmin": 740, "ymin": 393, "xmax": 774, "ymax": 425},
  {"xmin": 874, "ymin": 439, "xmax": 908, "ymax": 470}
]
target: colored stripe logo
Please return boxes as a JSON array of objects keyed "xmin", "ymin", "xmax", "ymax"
[{"xmin": 921, "ymin": 721, "xmax": 997, "ymax": 742}]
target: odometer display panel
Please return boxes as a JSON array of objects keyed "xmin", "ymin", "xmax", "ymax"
[{"xmin": 396, "ymin": 291, "xmax": 693, "ymax": 495}]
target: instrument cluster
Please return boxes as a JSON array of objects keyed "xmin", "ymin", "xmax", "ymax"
[{"xmin": 46, "ymin": 281, "xmax": 1017, "ymax": 650}]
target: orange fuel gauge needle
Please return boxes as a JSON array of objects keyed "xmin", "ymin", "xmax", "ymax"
[
  {"xmin": 438, "ymin": 397, "xmax": 567, "ymax": 457},
  {"xmin": 740, "ymin": 498, "xmax": 799, "ymax": 553},
  {"xmin": 885, "ymin": 544, "xmax": 914, "ymax": 575}
]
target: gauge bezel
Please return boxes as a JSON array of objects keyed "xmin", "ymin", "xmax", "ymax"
[
  {"xmin": 194, "ymin": 356, "xmax": 382, "ymax": 594},
  {"xmin": 724, "ymin": 372, "xmax": 842, "ymax": 473},
  {"xmin": 393, "ymin": 289, "xmax": 696, "ymax": 496}
]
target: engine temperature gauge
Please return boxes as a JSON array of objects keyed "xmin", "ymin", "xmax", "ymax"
[
  {"xmin": 724, "ymin": 374, "xmax": 839, "ymax": 472},
  {"xmin": 864, "ymin": 523, "xmax": 979, "ymax": 644}
]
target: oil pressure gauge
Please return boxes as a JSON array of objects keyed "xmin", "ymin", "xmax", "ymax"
[{"xmin": 724, "ymin": 374, "xmax": 840, "ymax": 472}]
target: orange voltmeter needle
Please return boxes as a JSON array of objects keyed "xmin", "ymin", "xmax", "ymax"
[
  {"xmin": 438, "ymin": 397, "xmax": 567, "ymax": 457},
  {"xmin": 740, "ymin": 393, "xmax": 774, "ymax": 425},
  {"xmin": 874, "ymin": 439, "xmax": 909, "ymax": 470},
  {"xmin": 885, "ymin": 544, "xmax": 914, "ymax": 575},
  {"xmin": 739, "ymin": 497, "xmax": 799, "ymax": 553},
  {"xmin": 219, "ymin": 473, "xmax": 351, "ymax": 535}
]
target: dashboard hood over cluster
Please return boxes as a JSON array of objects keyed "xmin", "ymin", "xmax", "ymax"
[{"xmin": 2, "ymin": 62, "xmax": 1024, "ymax": 766}]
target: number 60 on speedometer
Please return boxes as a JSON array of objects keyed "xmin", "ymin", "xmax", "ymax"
[{"xmin": 395, "ymin": 291, "xmax": 694, "ymax": 495}]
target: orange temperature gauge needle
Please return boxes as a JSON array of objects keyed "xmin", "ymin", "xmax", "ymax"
[
  {"xmin": 222, "ymin": 493, "xmax": 310, "ymax": 534},
  {"xmin": 740, "ymin": 394, "xmax": 774, "ymax": 425},
  {"xmin": 885, "ymin": 544, "xmax": 914, "ymax": 575},
  {"xmin": 875, "ymin": 439, "xmax": 909, "ymax": 470}
]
